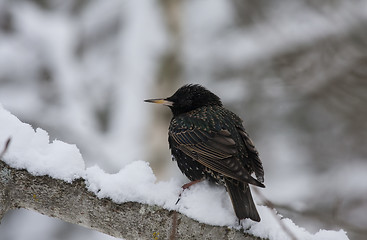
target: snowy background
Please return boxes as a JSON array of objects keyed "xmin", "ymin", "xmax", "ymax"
[{"xmin": 0, "ymin": 0, "xmax": 367, "ymax": 239}]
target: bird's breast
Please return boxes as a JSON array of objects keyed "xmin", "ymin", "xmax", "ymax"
[{"xmin": 171, "ymin": 147, "xmax": 206, "ymax": 181}]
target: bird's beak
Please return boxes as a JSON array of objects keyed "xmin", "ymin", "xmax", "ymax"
[{"xmin": 144, "ymin": 98, "xmax": 173, "ymax": 107}]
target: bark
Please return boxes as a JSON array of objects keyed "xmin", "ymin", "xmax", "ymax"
[{"xmin": 0, "ymin": 160, "xmax": 262, "ymax": 240}]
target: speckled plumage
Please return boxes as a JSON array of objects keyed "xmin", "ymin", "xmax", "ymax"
[
  {"xmin": 145, "ymin": 84, "xmax": 265, "ymax": 222},
  {"xmin": 168, "ymin": 105, "xmax": 264, "ymax": 184}
]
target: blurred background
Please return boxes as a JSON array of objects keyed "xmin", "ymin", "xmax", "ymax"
[{"xmin": 0, "ymin": 0, "xmax": 366, "ymax": 239}]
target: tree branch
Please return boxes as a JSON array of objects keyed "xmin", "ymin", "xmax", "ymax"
[{"xmin": 0, "ymin": 160, "xmax": 262, "ymax": 240}]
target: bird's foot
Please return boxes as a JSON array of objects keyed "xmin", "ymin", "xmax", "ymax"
[{"xmin": 175, "ymin": 179, "xmax": 204, "ymax": 205}]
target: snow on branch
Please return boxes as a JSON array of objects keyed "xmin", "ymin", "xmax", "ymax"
[
  {"xmin": 0, "ymin": 105, "xmax": 349, "ymax": 240},
  {"xmin": 0, "ymin": 160, "xmax": 258, "ymax": 240}
]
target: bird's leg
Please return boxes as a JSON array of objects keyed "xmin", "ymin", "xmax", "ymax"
[
  {"xmin": 175, "ymin": 179, "xmax": 204, "ymax": 204},
  {"xmin": 181, "ymin": 179, "xmax": 204, "ymax": 189}
]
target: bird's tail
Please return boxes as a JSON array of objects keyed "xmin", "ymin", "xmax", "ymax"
[{"xmin": 225, "ymin": 178, "xmax": 260, "ymax": 222}]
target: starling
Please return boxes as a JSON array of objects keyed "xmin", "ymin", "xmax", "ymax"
[{"xmin": 145, "ymin": 84, "xmax": 265, "ymax": 222}]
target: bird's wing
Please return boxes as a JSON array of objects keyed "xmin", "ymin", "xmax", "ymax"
[
  {"xmin": 237, "ymin": 127, "xmax": 265, "ymax": 183},
  {"xmin": 169, "ymin": 128, "xmax": 265, "ymax": 187}
]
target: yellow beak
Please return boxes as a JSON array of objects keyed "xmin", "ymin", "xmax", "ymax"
[{"xmin": 144, "ymin": 98, "xmax": 173, "ymax": 107}]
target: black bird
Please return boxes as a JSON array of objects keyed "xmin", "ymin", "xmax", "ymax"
[{"xmin": 145, "ymin": 84, "xmax": 265, "ymax": 222}]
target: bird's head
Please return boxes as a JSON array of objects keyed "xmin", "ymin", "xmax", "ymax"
[{"xmin": 144, "ymin": 84, "xmax": 222, "ymax": 116}]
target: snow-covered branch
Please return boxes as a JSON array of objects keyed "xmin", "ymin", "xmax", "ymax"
[
  {"xmin": 0, "ymin": 160, "xmax": 258, "ymax": 240},
  {"xmin": 0, "ymin": 105, "xmax": 349, "ymax": 240}
]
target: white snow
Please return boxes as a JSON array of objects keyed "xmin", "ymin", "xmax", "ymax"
[
  {"xmin": 0, "ymin": 104, "xmax": 85, "ymax": 182},
  {"xmin": 246, "ymin": 207, "xmax": 348, "ymax": 240},
  {"xmin": 85, "ymin": 161, "xmax": 179, "ymax": 208},
  {"xmin": 0, "ymin": 104, "xmax": 349, "ymax": 240}
]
